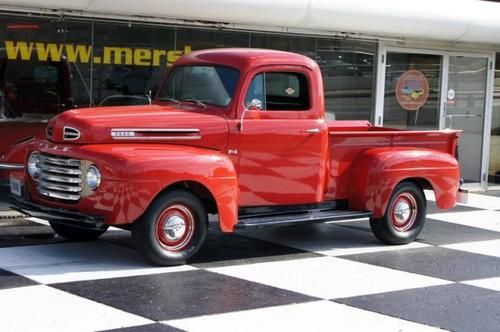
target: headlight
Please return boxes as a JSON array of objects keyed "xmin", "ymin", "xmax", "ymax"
[
  {"xmin": 27, "ymin": 152, "xmax": 40, "ymax": 179},
  {"xmin": 86, "ymin": 165, "xmax": 101, "ymax": 190}
]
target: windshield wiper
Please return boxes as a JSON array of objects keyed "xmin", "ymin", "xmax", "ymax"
[
  {"xmin": 181, "ymin": 98, "xmax": 207, "ymax": 108},
  {"xmin": 157, "ymin": 97, "xmax": 180, "ymax": 104}
]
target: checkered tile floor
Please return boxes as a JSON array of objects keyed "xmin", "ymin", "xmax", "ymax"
[{"xmin": 0, "ymin": 192, "xmax": 500, "ymax": 332}]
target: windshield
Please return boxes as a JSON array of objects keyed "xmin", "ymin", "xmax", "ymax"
[{"xmin": 157, "ymin": 66, "xmax": 239, "ymax": 107}]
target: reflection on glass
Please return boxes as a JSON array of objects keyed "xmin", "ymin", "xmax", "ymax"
[
  {"xmin": 315, "ymin": 39, "xmax": 376, "ymax": 121},
  {"xmin": 383, "ymin": 53, "xmax": 442, "ymax": 129},
  {"xmin": 489, "ymin": 56, "xmax": 500, "ymax": 184},
  {"xmin": 447, "ymin": 56, "xmax": 487, "ymax": 184},
  {"xmin": 0, "ymin": 15, "xmax": 379, "ymax": 116},
  {"xmin": 92, "ymin": 22, "xmax": 176, "ymax": 106},
  {"xmin": 158, "ymin": 66, "xmax": 239, "ymax": 107}
]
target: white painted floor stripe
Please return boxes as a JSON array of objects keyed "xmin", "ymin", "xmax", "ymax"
[
  {"xmin": 442, "ymin": 239, "xmax": 500, "ymax": 258},
  {"xmin": 166, "ymin": 300, "xmax": 446, "ymax": 332},
  {"xmin": 0, "ymin": 285, "xmax": 152, "ymax": 332},
  {"xmin": 428, "ymin": 210, "xmax": 500, "ymax": 233},
  {"xmin": 208, "ymin": 256, "xmax": 451, "ymax": 299},
  {"xmin": 0, "ymin": 241, "xmax": 196, "ymax": 284},
  {"xmin": 462, "ymin": 277, "xmax": 500, "ymax": 292}
]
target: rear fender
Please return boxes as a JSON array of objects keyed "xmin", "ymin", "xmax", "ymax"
[{"xmin": 348, "ymin": 147, "xmax": 460, "ymax": 217}]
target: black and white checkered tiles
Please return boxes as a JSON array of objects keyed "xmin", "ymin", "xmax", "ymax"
[{"xmin": 0, "ymin": 192, "xmax": 499, "ymax": 332}]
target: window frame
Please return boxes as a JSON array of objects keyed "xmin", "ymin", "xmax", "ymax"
[{"xmin": 242, "ymin": 68, "xmax": 313, "ymax": 113}]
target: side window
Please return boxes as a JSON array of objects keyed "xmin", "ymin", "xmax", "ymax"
[
  {"xmin": 244, "ymin": 72, "xmax": 310, "ymax": 111},
  {"xmin": 244, "ymin": 74, "xmax": 264, "ymax": 109}
]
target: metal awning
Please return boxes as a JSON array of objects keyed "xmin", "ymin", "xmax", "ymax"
[{"xmin": 1, "ymin": 0, "xmax": 499, "ymax": 44}]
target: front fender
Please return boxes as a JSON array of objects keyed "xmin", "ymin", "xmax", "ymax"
[
  {"xmin": 348, "ymin": 147, "xmax": 460, "ymax": 218},
  {"xmin": 31, "ymin": 143, "xmax": 238, "ymax": 231},
  {"xmin": 99, "ymin": 144, "xmax": 238, "ymax": 232}
]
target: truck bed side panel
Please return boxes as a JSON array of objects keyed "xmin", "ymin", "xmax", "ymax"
[{"xmin": 326, "ymin": 124, "xmax": 459, "ymax": 201}]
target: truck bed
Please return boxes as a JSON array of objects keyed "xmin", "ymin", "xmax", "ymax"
[{"xmin": 325, "ymin": 121, "xmax": 460, "ymax": 200}]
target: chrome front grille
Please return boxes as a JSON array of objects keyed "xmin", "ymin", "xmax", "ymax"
[{"xmin": 37, "ymin": 153, "xmax": 83, "ymax": 201}]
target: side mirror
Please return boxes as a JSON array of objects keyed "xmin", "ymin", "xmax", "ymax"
[
  {"xmin": 247, "ymin": 98, "xmax": 262, "ymax": 111},
  {"xmin": 240, "ymin": 98, "xmax": 263, "ymax": 132}
]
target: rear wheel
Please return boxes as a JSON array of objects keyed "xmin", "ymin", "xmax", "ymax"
[
  {"xmin": 132, "ymin": 189, "xmax": 207, "ymax": 266},
  {"xmin": 369, "ymin": 182, "xmax": 426, "ymax": 244},
  {"xmin": 49, "ymin": 221, "xmax": 109, "ymax": 241}
]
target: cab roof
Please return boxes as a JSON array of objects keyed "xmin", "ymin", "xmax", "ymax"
[{"xmin": 174, "ymin": 48, "xmax": 319, "ymax": 72}]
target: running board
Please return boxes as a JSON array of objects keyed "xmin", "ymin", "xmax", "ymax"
[{"xmin": 236, "ymin": 209, "xmax": 372, "ymax": 229}]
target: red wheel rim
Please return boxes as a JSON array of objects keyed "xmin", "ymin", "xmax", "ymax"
[
  {"xmin": 390, "ymin": 192, "xmax": 418, "ymax": 232},
  {"xmin": 155, "ymin": 204, "xmax": 195, "ymax": 251}
]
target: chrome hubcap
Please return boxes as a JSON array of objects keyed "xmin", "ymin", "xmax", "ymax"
[
  {"xmin": 164, "ymin": 215, "xmax": 187, "ymax": 241},
  {"xmin": 156, "ymin": 204, "xmax": 195, "ymax": 251},
  {"xmin": 390, "ymin": 192, "xmax": 418, "ymax": 232},
  {"xmin": 394, "ymin": 201, "xmax": 411, "ymax": 224}
]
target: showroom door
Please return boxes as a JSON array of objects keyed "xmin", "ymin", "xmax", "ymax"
[
  {"xmin": 376, "ymin": 47, "xmax": 494, "ymax": 189},
  {"xmin": 444, "ymin": 55, "xmax": 493, "ymax": 186}
]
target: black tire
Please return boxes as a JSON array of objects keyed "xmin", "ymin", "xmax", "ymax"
[
  {"xmin": 132, "ymin": 189, "xmax": 208, "ymax": 266},
  {"xmin": 369, "ymin": 182, "xmax": 426, "ymax": 245},
  {"xmin": 49, "ymin": 221, "xmax": 109, "ymax": 241}
]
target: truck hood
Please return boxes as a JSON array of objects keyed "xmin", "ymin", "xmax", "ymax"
[{"xmin": 47, "ymin": 104, "xmax": 229, "ymax": 150}]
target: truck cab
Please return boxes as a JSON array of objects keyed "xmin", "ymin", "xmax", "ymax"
[{"xmin": 10, "ymin": 48, "xmax": 466, "ymax": 265}]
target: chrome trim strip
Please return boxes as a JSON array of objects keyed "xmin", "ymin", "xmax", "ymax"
[
  {"xmin": 40, "ymin": 173, "xmax": 83, "ymax": 184},
  {"xmin": 40, "ymin": 164, "xmax": 82, "ymax": 175},
  {"xmin": 38, "ymin": 188, "xmax": 81, "ymax": 201},
  {"xmin": 39, "ymin": 180, "xmax": 82, "ymax": 192},
  {"xmin": 111, "ymin": 136, "xmax": 202, "ymax": 140},
  {"xmin": 0, "ymin": 163, "xmax": 24, "ymax": 170},
  {"xmin": 112, "ymin": 128, "xmax": 200, "ymax": 133},
  {"xmin": 39, "ymin": 155, "xmax": 81, "ymax": 166},
  {"xmin": 111, "ymin": 128, "xmax": 202, "ymax": 140}
]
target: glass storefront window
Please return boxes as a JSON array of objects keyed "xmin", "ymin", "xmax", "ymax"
[
  {"xmin": 0, "ymin": 17, "xmax": 92, "ymax": 113},
  {"xmin": 383, "ymin": 53, "xmax": 442, "ymax": 129},
  {"xmin": 0, "ymin": 18, "xmax": 370, "ymax": 119},
  {"xmin": 316, "ymin": 39, "xmax": 376, "ymax": 121},
  {"xmin": 489, "ymin": 55, "xmax": 500, "ymax": 184},
  {"xmin": 0, "ymin": 15, "xmax": 378, "ymax": 116},
  {"xmin": 92, "ymin": 22, "xmax": 176, "ymax": 106},
  {"xmin": 447, "ymin": 56, "xmax": 488, "ymax": 184},
  {"xmin": 177, "ymin": 28, "xmax": 250, "ymax": 50}
]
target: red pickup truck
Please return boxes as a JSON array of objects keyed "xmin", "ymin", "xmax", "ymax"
[{"xmin": 10, "ymin": 48, "xmax": 466, "ymax": 265}]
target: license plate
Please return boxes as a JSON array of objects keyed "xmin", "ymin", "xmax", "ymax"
[
  {"xmin": 457, "ymin": 189, "xmax": 468, "ymax": 204},
  {"xmin": 10, "ymin": 177, "xmax": 22, "ymax": 197}
]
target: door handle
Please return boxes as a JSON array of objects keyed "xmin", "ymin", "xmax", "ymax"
[{"xmin": 304, "ymin": 128, "xmax": 320, "ymax": 134}]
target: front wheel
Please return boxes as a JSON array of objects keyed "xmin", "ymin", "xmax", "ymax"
[
  {"xmin": 132, "ymin": 189, "xmax": 208, "ymax": 266},
  {"xmin": 369, "ymin": 182, "xmax": 426, "ymax": 245}
]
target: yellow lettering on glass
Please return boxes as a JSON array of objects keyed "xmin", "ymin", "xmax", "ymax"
[{"xmin": 4, "ymin": 41, "xmax": 193, "ymax": 67}]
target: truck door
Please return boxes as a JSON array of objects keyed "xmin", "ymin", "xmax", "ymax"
[{"xmin": 237, "ymin": 67, "xmax": 328, "ymax": 206}]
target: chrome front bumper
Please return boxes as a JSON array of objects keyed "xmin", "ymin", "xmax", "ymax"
[{"xmin": 9, "ymin": 194, "xmax": 104, "ymax": 227}]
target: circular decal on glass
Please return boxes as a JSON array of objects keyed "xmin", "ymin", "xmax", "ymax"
[
  {"xmin": 447, "ymin": 88, "xmax": 455, "ymax": 100},
  {"xmin": 395, "ymin": 70, "xmax": 430, "ymax": 111}
]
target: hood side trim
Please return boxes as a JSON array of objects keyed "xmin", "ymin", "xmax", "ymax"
[{"xmin": 111, "ymin": 128, "xmax": 201, "ymax": 140}]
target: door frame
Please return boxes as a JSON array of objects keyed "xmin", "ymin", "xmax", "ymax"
[{"xmin": 375, "ymin": 44, "xmax": 495, "ymax": 189}]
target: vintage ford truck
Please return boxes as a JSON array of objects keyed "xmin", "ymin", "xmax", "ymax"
[{"xmin": 10, "ymin": 48, "xmax": 466, "ymax": 265}]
